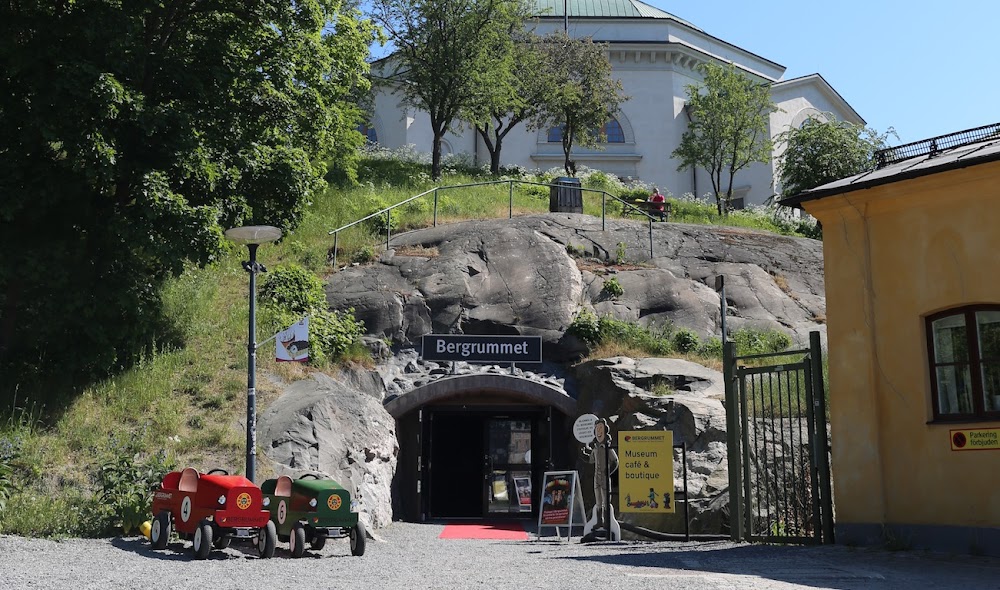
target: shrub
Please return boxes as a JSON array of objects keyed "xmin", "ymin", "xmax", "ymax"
[
  {"xmin": 596, "ymin": 315, "xmax": 673, "ymax": 356},
  {"xmin": 615, "ymin": 242, "xmax": 627, "ymax": 264},
  {"xmin": 698, "ymin": 337, "xmax": 724, "ymax": 359},
  {"xmin": 260, "ymin": 264, "xmax": 326, "ymax": 313},
  {"xmin": 364, "ymin": 207, "xmax": 398, "ymax": 236},
  {"xmin": 565, "ymin": 243, "xmax": 587, "ymax": 258},
  {"xmin": 672, "ymin": 328, "xmax": 700, "ymax": 354},
  {"xmin": 732, "ymin": 327, "xmax": 792, "ymax": 356},
  {"xmin": 567, "ymin": 309, "xmax": 600, "ymax": 344},
  {"xmin": 96, "ymin": 432, "xmax": 175, "ymax": 535},
  {"xmin": 601, "ymin": 276, "xmax": 624, "ymax": 299},
  {"xmin": 351, "ymin": 245, "xmax": 377, "ymax": 264},
  {"xmin": 307, "ymin": 308, "xmax": 366, "ymax": 363}
]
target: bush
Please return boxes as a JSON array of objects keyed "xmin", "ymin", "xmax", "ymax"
[
  {"xmin": 672, "ymin": 328, "xmax": 700, "ymax": 354},
  {"xmin": 732, "ymin": 327, "xmax": 792, "ymax": 356},
  {"xmin": 260, "ymin": 264, "xmax": 326, "ymax": 313},
  {"xmin": 351, "ymin": 245, "xmax": 377, "ymax": 264},
  {"xmin": 596, "ymin": 316, "xmax": 673, "ymax": 356},
  {"xmin": 698, "ymin": 337, "xmax": 724, "ymax": 359},
  {"xmin": 96, "ymin": 433, "xmax": 175, "ymax": 535},
  {"xmin": 306, "ymin": 308, "xmax": 366, "ymax": 363},
  {"xmin": 601, "ymin": 277, "xmax": 624, "ymax": 299},
  {"xmin": 565, "ymin": 243, "xmax": 587, "ymax": 258},
  {"xmin": 615, "ymin": 242, "xmax": 627, "ymax": 264},
  {"xmin": 567, "ymin": 309, "xmax": 601, "ymax": 345},
  {"xmin": 364, "ymin": 207, "xmax": 399, "ymax": 236}
]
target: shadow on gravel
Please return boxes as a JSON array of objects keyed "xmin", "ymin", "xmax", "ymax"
[
  {"xmin": 549, "ymin": 544, "xmax": 879, "ymax": 590},
  {"xmin": 111, "ymin": 537, "xmax": 263, "ymax": 561}
]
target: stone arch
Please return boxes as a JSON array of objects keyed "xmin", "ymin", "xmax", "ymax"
[{"xmin": 384, "ymin": 373, "xmax": 576, "ymax": 418}]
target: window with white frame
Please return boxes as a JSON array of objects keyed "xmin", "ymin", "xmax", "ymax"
[{"xmin": 927, "ymin": 306, "xmax": 1000, "ymax": 421}]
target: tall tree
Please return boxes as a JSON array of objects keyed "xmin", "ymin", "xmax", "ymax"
[
  {"xmin": 673, "ymin": 63, "xmax": 777, "ymax": 215},
  {"xmin": 0, "ymin": 1, "xmax": 377, "ymax": 400},
  {"xmin": 463, "ymin": 30, "xmax": 550, "ymax": 175},
  {"xmin": 776, "ymin": 115, "xmax": 896, "ymax": 198},
  {"xmin": 370, "ymin": 0, "xmax": 526, "ymax": 179},
  {"xmin": 531, "ymin": 32, "xmax": 627, "ymax": 176}
]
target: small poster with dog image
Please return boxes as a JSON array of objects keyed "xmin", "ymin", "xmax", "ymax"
[{"xmin": 276, "ymin": 317, "xmax": 309, "ymax": 362}]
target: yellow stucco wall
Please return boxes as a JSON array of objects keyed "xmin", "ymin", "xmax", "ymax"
[{"xmin": 802, "ymin": 161, "xmax": 1000, "ymax": 530}]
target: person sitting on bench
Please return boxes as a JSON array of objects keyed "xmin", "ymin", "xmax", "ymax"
[{"xmin": 648, "ymin": 187, "xmax": 666, "ymax": 220}]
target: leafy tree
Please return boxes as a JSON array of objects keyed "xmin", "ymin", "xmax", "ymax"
[
  {"xmin": 463, "ymin": 30, "xmax": 550, "ymax": 175},
  {"xmin": 370, "ymin": 0, "xmax": 528, "ymax": 179},
  {"xmin": 777, "ymin": 115, "xmax": 896, "ymax": 197},
  {"xmin": 531, "ymin": 32, "xmax": 628, "ymax": 176},
  {"xmin": 0, "ymin": 1, "xmax": 377, "ymax": 401},
  {"xmin": 673, "ymin": 63, "xmax": 777, "ymax": 215}
]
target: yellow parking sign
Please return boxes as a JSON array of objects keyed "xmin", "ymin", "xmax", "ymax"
[{"xmin": 618, "ymin": 431, "xmax": 674, "ymax": 513}]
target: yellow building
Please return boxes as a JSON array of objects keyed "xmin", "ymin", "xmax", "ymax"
[{"xmin": 784, "ymin": 124, "xmax": 1000, "ymax": 556}]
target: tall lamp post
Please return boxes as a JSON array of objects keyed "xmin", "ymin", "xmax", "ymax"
[{"xmin": 225, "ymin": 225, "xmax": 283, "ymax": 483}]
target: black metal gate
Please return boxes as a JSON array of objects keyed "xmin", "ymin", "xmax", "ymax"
[{"xmin": 723, "ymin": 331, "xmax": 834, "ymax": 544}]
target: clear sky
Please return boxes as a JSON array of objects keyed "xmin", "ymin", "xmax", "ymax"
[{"xmin": 650, "ymin": 1, "xmax": 1000, "ymax": 145}]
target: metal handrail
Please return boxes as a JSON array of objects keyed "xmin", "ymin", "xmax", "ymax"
[{"xmin": 327, "ymin": 179, "xmax": 659, "ymax": 268}]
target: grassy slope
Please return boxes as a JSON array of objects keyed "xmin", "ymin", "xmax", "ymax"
[{"xmin": 0, "ymin": 157, "xmax": 817, "ymax": 536}]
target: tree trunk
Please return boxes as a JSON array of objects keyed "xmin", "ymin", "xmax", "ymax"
[
  {"xmin": 490, "ymin": 142, "xmax": 502, "ymax": 175},
  {"xmin": 431, "ymin": 133, "xmax": 443, "ymax": 180}
]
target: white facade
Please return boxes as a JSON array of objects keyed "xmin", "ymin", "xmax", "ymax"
[{"xmin": 369, "ymin": 1, "xmax": 863, "ymax": 207}]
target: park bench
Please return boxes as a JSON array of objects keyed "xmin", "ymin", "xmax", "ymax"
[{"xmin": 622, "ymin": 199, "xmax": 671, "ymax": 221}]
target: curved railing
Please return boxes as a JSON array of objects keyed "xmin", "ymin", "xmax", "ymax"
[{"xmin": 327, "ymin": 179, "xmax": 658, "ymax": 268}]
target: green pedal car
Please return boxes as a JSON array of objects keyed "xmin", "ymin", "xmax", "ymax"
[{"xmin": 260, "ymin": 474, "xmax": 366, "ymax": 557}]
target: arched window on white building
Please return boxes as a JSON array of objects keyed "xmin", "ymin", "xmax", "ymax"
[{"xmin": 546, "ymin": 119, "xmax": 627, "ymax": 143}]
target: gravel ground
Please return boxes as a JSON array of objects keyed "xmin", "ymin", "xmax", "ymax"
[{"xmin": 2, "ymin": 522, "xmax": 1000, "ymax": 590}]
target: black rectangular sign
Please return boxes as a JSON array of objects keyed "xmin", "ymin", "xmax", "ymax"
[{"xmin": 421, "ymin": 334, "xmax": 542, "ymax": 363}]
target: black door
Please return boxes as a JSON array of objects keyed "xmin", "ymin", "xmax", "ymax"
[{"xmin": 429, "ymin": 413, "xmax": 484, "ymax": 517}]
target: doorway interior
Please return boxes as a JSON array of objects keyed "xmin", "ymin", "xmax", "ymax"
[{"xmin": 425, "ymin": 407, "xmax": 546, "ymax": 519}]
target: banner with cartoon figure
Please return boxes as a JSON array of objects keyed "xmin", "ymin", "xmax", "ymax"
[
  {"xmin": 618, "ymin": 430, "xmax": 675, "ymax": 513},
  {"xmin": 276, "ymin": 317, "xmax": 309, "ymax": 362}
]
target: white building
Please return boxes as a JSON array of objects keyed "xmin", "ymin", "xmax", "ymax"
[{"xmin": 368, "ymin": 0, "xmax": 863, "ymax": 208}]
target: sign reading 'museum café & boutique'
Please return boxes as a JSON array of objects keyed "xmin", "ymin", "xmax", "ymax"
[{"xmin": 421, "ymin": 334, "xmax": 542, "ymax": 363}]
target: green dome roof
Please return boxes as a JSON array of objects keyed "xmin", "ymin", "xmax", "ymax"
[{"xmin": 533, "ymin": 0, "xmax": 700, "ymax": 30}]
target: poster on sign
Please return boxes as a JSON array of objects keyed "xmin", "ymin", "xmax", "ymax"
[
  {"xmin": 513, "ymin": 476, "xmax": 532, "ymax": 509},
  {"xmin": 536, "ymin": 471, "xmax": 586, "ymax": 542},
  {"xmin": 618, "ymin": 430, "xmax": 675, "ymax": 514},
  {"xmin": 276, "ymin": 317, "xmax": 309, "ymax": 362}
]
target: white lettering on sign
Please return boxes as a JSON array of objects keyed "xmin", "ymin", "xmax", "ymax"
[{"xmin": 435, "ymin": 340, "xmax": 531, "ymax": 357}]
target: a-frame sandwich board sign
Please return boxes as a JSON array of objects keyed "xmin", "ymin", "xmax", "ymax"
[{"xmin": 536, "ymin": 471, "xmax": 586, "ymax": 542}]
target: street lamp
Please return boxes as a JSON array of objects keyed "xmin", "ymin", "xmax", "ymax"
[{"xmin": 225, "ymin": 225, "xmax": 283, "ymax": 483}]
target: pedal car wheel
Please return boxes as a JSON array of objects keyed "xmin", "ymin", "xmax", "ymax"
[
  {"xmin": 350, "ymin": 521, "xmax": 366, "ymax": 557},
  {"xmin": 257, "ymin": 521, "xmax": 277, "ymax": 559},
  {"xmin": 310, "ymin": 534, "xmax": 326, "ymax": 551},
  {"xmin": 289, "ymin": 522, "xmax": 306, "ymax": 558},
  {"xmin": 213, "ymin": 534, "xmax": 231, "ymax": 549},
  {"xmin": 193, "ymin": 520, "xmax": 213, "ymax": 560},
  {"xmin": 150, "ymin": 511, "xmax": 171, "ymax": 550}
]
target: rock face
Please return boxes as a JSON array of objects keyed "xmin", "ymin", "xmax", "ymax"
[
  {"xmin": 326, "ymin": 214, "xmax": 826, "ymax": 353},
  {"xmin": 264, "ymin": 213, "xmax": 826, "ymax": 533},
  {"xmin": 570, "ymin": 357, "xmax": 732, "ymax": 535},
  {"xmin": 258, "ymin": 372, "xmax": 399, "ymax": 532}
]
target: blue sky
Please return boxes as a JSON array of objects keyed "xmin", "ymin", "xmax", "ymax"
[
  {"xmin": 651, "ymin": 1, "xmax": 999, "ymax": 145},
  {"xmin": 363, "ymin": 2, "xmax": 999, "ymax": 146}
]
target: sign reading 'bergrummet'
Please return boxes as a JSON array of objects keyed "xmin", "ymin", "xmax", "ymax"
[{"xmin": 421, "ymin": 334, "xmax": 542, "ymax": 363}]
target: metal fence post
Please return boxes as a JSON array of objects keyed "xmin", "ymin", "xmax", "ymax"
[
  {"xmin": 433, "ymin": 188, "xmax": 438, "ymax": 227},
  {"xmin": 601, "ymin": 192, "xmax": 606, "ymax": 231},
  {"xmin": 810, "ymin": 330, "xmax": 835, "ymax": 543},
  {"xmin": 332, "ymin": 231, "xmax": 339, "ymax": 269},
  {"xmin": 509, "ymin": 180, "xmax": 513, "ymax": 219},
  {"xmin": 648, "ymin": 217, "xmax": 653, "ymax": 259},
  {"xmin": 386, "ymin": 210, "xmax": 391, "ymax": 251},
  {"xmin": 723, "ymin": 340, "xmax": 744, "ymax": 542}
]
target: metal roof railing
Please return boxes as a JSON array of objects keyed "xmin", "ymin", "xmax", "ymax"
[
  {"xmin": 875, "ymin": 122, "xmax": 1000, "ymax": 169},
  {"xmin": 327, "ymin": 179, "xmax": 658, "ymax": 268}
]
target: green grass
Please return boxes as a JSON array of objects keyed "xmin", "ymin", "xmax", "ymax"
[{"xmin": 0, "ymin": 149, "xmax": 820, "ymax": 538}]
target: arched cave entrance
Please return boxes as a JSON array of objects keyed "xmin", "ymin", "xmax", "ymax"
[{"xmin": 386, "ymin": 374, "xmax": 577, "ymax": 522}]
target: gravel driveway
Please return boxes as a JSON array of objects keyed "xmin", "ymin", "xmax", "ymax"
[{"xmin": 2, "ymin": 522, "xmax": 999, "ymax": 590}]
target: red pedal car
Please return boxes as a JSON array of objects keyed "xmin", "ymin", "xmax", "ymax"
[{"xmin": 149, "ymin": 467, "xmax": 277, "ymax": 559}]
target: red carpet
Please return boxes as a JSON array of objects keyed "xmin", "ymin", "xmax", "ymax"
[{"xmin": 438, "ymin": 522, "xmax": 529, "ymax": 540}]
